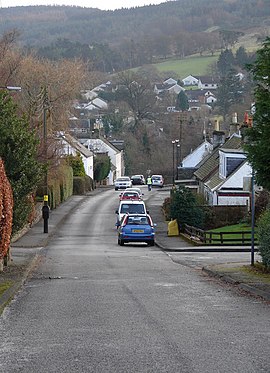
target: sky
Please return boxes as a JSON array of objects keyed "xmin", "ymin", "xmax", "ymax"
[{"xmin": 1, "ymin": 0, "xmax": 167, "ymax": 10}]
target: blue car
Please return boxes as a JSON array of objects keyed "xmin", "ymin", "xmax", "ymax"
[{"xmin": 117, "ymin": 213, "xmax": 155, "ymax": 246}]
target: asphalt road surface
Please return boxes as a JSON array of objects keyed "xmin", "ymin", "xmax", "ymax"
[{"xmin": 0, "ymin": 187, "xmax": 269, "ymax": 373}]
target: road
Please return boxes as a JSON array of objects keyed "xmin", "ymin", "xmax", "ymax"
[{"xmin": 0, "ymin": 187, "xmax": 269, "ymax": 373}]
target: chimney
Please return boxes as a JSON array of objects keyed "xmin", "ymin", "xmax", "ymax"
[
  {"xmin": 229, "ymin": 112, "xmax": 239, "ymax": 136},
  {"xmin": 212, "ymin": 119, "xmax": 225, "ymax": 148},
  {"xmin": 212, "ymin": 131, "xmax": 225, "ymax": 148}
]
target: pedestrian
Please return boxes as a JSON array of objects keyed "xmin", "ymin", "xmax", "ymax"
[{"xmin": 147, "ymin": 175, "xmax": 152, "ymax": 191}]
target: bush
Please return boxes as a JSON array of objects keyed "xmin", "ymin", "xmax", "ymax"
[
  {"xmin": 66, "ymin": 154, "xmax": 86, "ymax": 176},
  {"xmin": 257, "ymin": 208, "xmax": 270, "ymax": 269},
  {"xmin": 169, "ymin": 186, "xmax": 205, "ymax": 230},
  {"xmin": 255, "ymin": 190, "xmax": 270, "ymax": 220},
  {"xmin": 73, "ymin": 176, "xmax": 93, "ymax": 195},
  {"xmin": 94, "ymin": 155, "xmax": 111, "ymax": 182}
]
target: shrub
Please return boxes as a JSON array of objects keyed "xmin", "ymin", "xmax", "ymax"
[
  {"xmin": 255, "ymin": 190, "xmax": 270, "ymax": 220},
  {"xmin": 169, "ymin": 186, "xmax": 205, "ymax": 230},
  {"xmin": 94, "ymin": 155, "xmax": 111, "ymax": 182},
  {"xmin": 257, "ymin": 208, "xmax": 270, "ymax": 269},
  {"xmin": 73, "ymin": 176, "xmax": 93, "ymax": 195},
  {"xmin": 66, "ymin": 154, "xmax": 86, "ymax": 176}
]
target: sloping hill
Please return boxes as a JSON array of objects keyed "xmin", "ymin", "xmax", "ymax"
[{"xmin": 0, "ymin": 0, "xmax": 269, "ymax": 48}]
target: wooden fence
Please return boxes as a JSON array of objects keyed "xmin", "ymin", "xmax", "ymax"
[{"xmin": 184, "ymin": 224, "xmax": 257, "ymax": 246}]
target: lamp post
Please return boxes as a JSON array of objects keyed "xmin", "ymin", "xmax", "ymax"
[
  {"xmin": 176, "ymin": 143, "xmax": 180, "ymax": 180},
  {"xmin": 172, "ymin": 139, "xmax": 179, "ymax": 185},
  {"xmin": 250, "ymin": 169, "xmax": 255, "ymax": 266},
  {"xmin": 172, "ymin": 140, "xmax": 175, "ymax": 185},
  {"xmin": 0, "ymin": 86, "xmax": 22, "ymax": 91},
  {"xmin": 41, "ymin": 86, "xmax": 50, "ymax": 233}
]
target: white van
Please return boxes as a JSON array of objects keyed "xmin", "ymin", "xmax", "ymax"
[{"xmin": 115, "ymin": 200, "xmax": 147, "ymax": 227}]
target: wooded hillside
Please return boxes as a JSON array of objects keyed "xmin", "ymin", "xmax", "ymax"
[{"xmin": 0, "ymin": 0, "xmax": 269, "ymax": 48}]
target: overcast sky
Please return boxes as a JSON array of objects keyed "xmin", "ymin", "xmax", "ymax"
[{"xmin": 1, "ymin": 0, "xmax": 166, "ymax": 10}]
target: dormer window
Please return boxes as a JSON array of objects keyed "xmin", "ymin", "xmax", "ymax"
[{"xmin": 219, "ymin": 149, "xmax": 246, "ymax": 179}]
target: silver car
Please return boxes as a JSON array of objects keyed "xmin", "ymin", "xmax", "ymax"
[
  {"xmin": 114, "ymin": 177, "xmax": 132, "ymax": 190},
  {"xmin": 151, "ymin": 175, "xmax": 164, "ymax": 188}
]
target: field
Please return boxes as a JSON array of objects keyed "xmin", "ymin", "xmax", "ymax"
[{"xmin": 152, "ymin": 54, "xmax": 219, "ymax": 77}]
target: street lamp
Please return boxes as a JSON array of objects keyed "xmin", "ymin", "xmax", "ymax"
[
  {"xmin": 176, "ymin": 143, "xmax": 180, "ymax": 180},
  {"xmin": 251, "ymin": 168, "xmax": 255, "ymax": 266},
  {"xmin": 0, "ymin": 86, "xmax": 22, "ymax": 91},
  {"xmin": 41, "ymin": 86, "xmax": 50, "ymax": 234},
  {"xmin": 171, "ymin": 139, "xmax": 179, "ymax": 185}
]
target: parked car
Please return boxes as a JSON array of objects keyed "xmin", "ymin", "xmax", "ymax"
[
  {"xmin": 114, "ymin": 177, "xmax": 132, "ymax": 190},
  {"xmin": 131, "ymin": 175, "xmax": 145, "ymax": 185},
  {"xmin": 119, "ymin": 191, "xmax": 141, "ymax": 201},
  {"xmin": 151, "ymin": 174, "xmax": 164, "ymax": 188},
  {"xmin": 117, "ymin": 213, "xmax": 155, "ymax": 246},
  {"xmin": 124, "ymin": 187, "xmax": 144, "ymax": 199},
  {"xmin": 115, "ymin": 200, "xmax": 147, "ymax": 227}
]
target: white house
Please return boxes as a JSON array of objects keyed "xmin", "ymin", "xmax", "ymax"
[
  {"xmin": 81, "ymin": 90, "xmax": 98, "ymax": 101},
  {"xmin": 181, "ymin": 140, "xmax": 213, "ymax": 168},
  {"xmin": 205, "ymin": 91, "xmax": 217, "ymax": 104},
  {"xmin": 154, "ymin": 82, "xmax": 185, "ymax": 96},
  {"xmin": 83, "ymin": 137, "xmax": 124, "ymax": 185},
  {"xmin": 167, "ymin": 83, "xmax": 185, "ymax": 95},
  {"xmin": 163, "ymin": 77, "xmax": 178, "ymax": 85},
  {"xmin": 58, "ymin": 133, "xmax": 94, "ymax": 179},
  {"xmin": 198, "ymin": 76, "xmax": 218, "ymax": 90},
  {"xmin": 205, "ymin": 152, "xmax": 252, "ymax": 206},
  {"xmin": 182, "ymin": 75, "xmax": 199, "ymax": 86},
  {"xmin": 90, "ymin": 98, "xmax": 108, "ymax": 110}
]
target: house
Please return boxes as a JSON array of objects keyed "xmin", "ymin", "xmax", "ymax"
[
  {"xmin": 57, "ymin": 132, "xmax": 94, "ymax": 179},
  {"xmin": 185, "ymin": 89, "xmax": 217, "ymax": 110},
  {"xmin": 205, "ymin": 91, "xmax": 217, "ymax": 104},
  {"xmin": 81, "ymin": 90, "xmax": 98, "ymax": 101},
  {"xmin": 69, "ymin": 117, "xmax": 91, "ymax": 135},
  {"xmin": 181, "ymin": 140, "xmax": 213, "ymax": 168},
  {"xmin": 176, "ymin": 140, "xmax": 213, "ymax": 189},
  {"xmin": 204, "ymin": 148, "xmax": 252, "ymax": 206},
  {"xmin": 84, "ymin": 98, "xmax": 108, "ymax": 111},
  {"xmin": 154, "ymin": 82, "xmax": 185, "ymax": 96},
  {"xmin": 83, "ymin": 136, "xmax": 124, "ymax": 185},
  {"xmin": 181, "ymin": 75, "xmax": 199, "ymax": 86},
  {"xmin": 193, "ymin": 133, "xmax": 253, "ymax": 206},
  {"xmin": 197, "ymin": 76, "xmax": 218, "ymax": 90},
  {"xmin": 163, "ymin": 78, "xmax": 178, "ymax": 85}
]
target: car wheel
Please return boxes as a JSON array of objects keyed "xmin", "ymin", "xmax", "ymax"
[
  {"xmin": 115, "ymin": 187, "xmax": 118, "ymax": 191},
  {"xmin": 119, "ymin": 239, "xmax": 124, "ymax": 246},
  {"xmin": 148, "ymin": 240, "xmax": 155, "ymax": 246}
]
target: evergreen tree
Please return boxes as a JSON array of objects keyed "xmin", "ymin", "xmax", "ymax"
[
  {"xmin": 102, "ymin": 113, "xmax": 124, "ymax": 136},
  {"xmin": 216, "ymin": 69, "xmax": 243, "ymax": 118},
  {"xmin": 176, "ymin": 90, "xmax": 189, "ymax": 111},
  {"xmin": 235, "ymin": 46, "xmax": 249, "ymax": 68},
  {"xmin": 245, "ymin": 37, "xmax": 270, "ymax": 190},
  {"xmin": 0, "ymin": 91, "xmax": 43, "ymax": 232},
  {"xmin": 94, "ymin": 154, "xmax": 111, "ymax": 182},
  {"xmin": 217, "ymin": 49, "xmax": 235, "ymax": 76}
]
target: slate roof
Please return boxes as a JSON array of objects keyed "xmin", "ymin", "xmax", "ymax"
[
  {"xmin": 194, "ymin": 134, "xmax": 242, "ymax": 182},
  {"xmin": 60, "ymin": 133, "xmax": 93, "ymax": 158},
  {"xmin": 198, "ymin": 76, "xmax": 217, "ymax": 84},
  {"xmin": 205, "ymin": 159, "xmax": 247, "ymax": 191}
]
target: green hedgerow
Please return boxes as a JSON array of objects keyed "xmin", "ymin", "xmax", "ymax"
[{"xmin": 257, "ymin": 208, "xmax": 270, "ymax": 269}]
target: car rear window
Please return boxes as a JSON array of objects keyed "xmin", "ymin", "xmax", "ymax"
[
  {"xmin": 127, "ymin": 216, "xmax": 149, "ymax": 225},
  {"xmin": 120, "ymin": 204, "xmax": 145, "ymax": 214}
]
